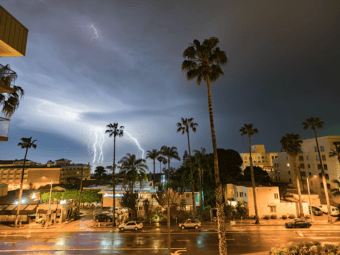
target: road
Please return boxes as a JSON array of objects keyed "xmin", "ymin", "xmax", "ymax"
[{"xmin": 0, "ymin": 228, "xmax": 340, "ymax": 254}]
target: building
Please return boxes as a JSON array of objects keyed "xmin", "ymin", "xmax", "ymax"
[
  {"xmin": 225, "ymin": 183, "xmax": 310, "ymax": 217},
  {"xmin": 272, "ymin": 136, "xmax": 340, "ymax": 203},
  {"xmin": 240, "ymin": 145, "xmax": 278, "ymax": 179},
  {"xmin": 99, "ymin": 181, "xmax": 200, "ymax": 218},
  {"xmin": 0, "ymin": 159, "xmax": 91, "ymax": 190}
]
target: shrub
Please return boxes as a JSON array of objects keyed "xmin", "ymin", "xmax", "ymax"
[
  {"xmin": 270, "ymin": 241, "xmax": 340, "ymax": 254},
  {"xmin": 288, "ymin": 214, "xmax": 295, "ymax": 219},
  {"xmin": 262, "ymin": 215, "xmax": 270, "ymax": 220},
  {"xmin": 281, "ymin": 215, "xmax": 287, "ymax": 219},
  {"xmin": 271, "ymin": 214, "xmax": 277, "ymax": 219}
]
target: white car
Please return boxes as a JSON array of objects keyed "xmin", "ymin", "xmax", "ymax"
[
  {"xmin": 179, "ymin": 219, "xmax": 201, "ymax": 229},
  {"xmin": 318, "ymin": 205, "xmax": 340, "ymax": 216},
  {"xmin": 118, "ymin": 221, "xmax": 143, "ymax": 231}
]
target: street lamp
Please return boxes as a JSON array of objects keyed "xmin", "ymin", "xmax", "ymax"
[
  {"xmin": 42, "ymin": 176, "xmax": 53, "ymax": 228},
  {"xmin": 307, "ymin": 175, "xmax": 317, "ymax": 222}
]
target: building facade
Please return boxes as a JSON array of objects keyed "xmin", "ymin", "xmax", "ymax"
[
  {"xmin": 272, "ymin": 136, "xmax": 340, "ymax": 203},
  {"xmin": 0, "ymin": 159, "xmax": 91, "ymax": 190}
]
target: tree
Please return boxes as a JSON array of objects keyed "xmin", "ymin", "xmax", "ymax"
[
  {"xmin": 118, "ymin": 153, "xmax": 149, "ymax": 192},
  {"xmin": 280, "ymin": 133, "xmax": 304, "ymax": 220},
  {"xmin": 15, "ymin": 137, "xmax": 37, "ymax": 227},
  {"xmin": 330, "ymin": 180, "xmax": 340, "ymax": 198},
  {"xmin": 302, "ymin": 117, "xmax": 332, "ymax": 224},
  {"xmin": 329, "ymin": 146, "xmax": 340, "ymax": 163},
  {"xmin": 94, "ymin": 166, "xmax": 106, "ymax": 181},
  {"xmin": 0, "ymin": 64, "xmax": 24, "ymax": 118},
  {"xmin": 193, "ymin": 148, "xmax": 209, "ymax": 212},
  {"xmin": 182, "ymin": 37, "xmax": 228, "ymax": 255},
  {"xmin": 120, "ymin": 191, "xmax": 139, "ymax": 220},
  {"xmin": 177, "ymin": 117, "xmax": 198, "ymax": 219},
  {"xmin": 105, "ymin": 123, "xmax": 124, "ymax": 227},
  {"xmin": 272, "ymin": 181, "xmax": 289, "ymax": 199},
  {"xmin": 182, "ymin": 150, "xmax": 189, "ymax": 164},
  {"xmin": 240, "ymin": 124, "xmax": 260, "ymax": 224},
  {"xmin": 157, "ymin": 156, "xmax": 166, "ymax": 175},
  {"xmin": 243, "ymin": 166, "xmax": 272, "ymax": 185},
  {"xmin": 146, "ymin": 149, "xmax": 160, "ymax": 188}
]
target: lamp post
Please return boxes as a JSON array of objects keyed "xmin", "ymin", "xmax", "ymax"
[
  {"xmin": 42, "ymin": 176, "xmax": 53, "ymax": 229},
  {"xmin": 306, "ymin": 175, "xmax": 316, "ymax": 223}
]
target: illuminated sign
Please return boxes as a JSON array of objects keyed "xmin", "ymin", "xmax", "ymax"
[
  {"xmin": 60, "ymin": 200, "xmax": 67, "ymax": 204},
  {"xmin": 104, "ymin": 194, "xmax": 123, "ymax": 197}
]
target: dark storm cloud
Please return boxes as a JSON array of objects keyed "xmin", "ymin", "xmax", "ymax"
[{"xmin": 1, "ymin": 0, "xmax": 339, "ymax": 171}]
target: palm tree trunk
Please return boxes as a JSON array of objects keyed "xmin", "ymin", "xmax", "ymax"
[
  {"xmin": 78, "ymin": 168, "xmax": 83, "ymax": 218},
  {"xmin": 248, "ymin": 136, "xmax": 260, "ymax": 224},
  {"xmin": 187, "ymin": 130, "xmax": 196, "ymax": 219},
  {"xmin": 15, "ymin": 148, "xmax": 28, "ymax": 227},
  {"xmin": 112, "ymin": 136, "xmax": 116, "ymax": 227},
  {"xmin": 153, "ymin": 159, "xmax": 155, "ymax": 188},
  {"xmin": 199, "ymin": 167, "xmax": 203, "ymax": 215},
  {"xmin": 206, "ymin": 75, "xmax": 227, "ymax": 255},
  {"xmin": 167, "ymin": 157, "xmax": 171, "ymax": 255},
  {"xmin": 293, "ymin": 156, "xmax": 304, "ymax": 219},
  {"xmin": 314, "ymin": 130, "xmax": 332, "ymax": 224}
]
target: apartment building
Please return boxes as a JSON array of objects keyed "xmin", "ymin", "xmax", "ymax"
[
  {"xmin": 240, "ymin": 145, "xmax": 278, "ymax": 179},
  {"xmin": 0, "ymin": 158, "xmax": 91, "ymax": 190},
  {"xmin": 273, "ymin": 136, "xmax": 340, "ymax": 203}
]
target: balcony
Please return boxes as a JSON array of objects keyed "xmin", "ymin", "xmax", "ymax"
[
  {"xmin": 0, "ymin": 117, "xmax": 10, "ymax": 141},
  {"xmin": 0, "ymin": 5, "xmax": 28, "ymax": 57}
]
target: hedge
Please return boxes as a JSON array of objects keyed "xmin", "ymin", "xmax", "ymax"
[
  {"xmin": 270, "ymin": 241, "xmax": 340, "ymax": 254},
  {"xmin": 41, "ymin": 190, "xmax": 101, "ymax": 203}
]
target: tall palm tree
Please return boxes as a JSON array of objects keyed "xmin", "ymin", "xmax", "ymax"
[
  {"xmin": 118, "ymin": 153, "xmax": 149, "ymax": 192},
  {"xmin": 146, "ymin": 149, "xmax": 160, "ymax": 187},
  {"xmin": 15, "ymin": 137, "xmax": 37, "ymax": 227},
  {"xmin": 280, "ymin": 133, "xmax": 304, "ymax": 220},
  {"xmin": 177, "ymin": 117, "xmax": 198, "ymax": 219},
  {"xmin": 239, "ymin": 124, "xmax": 260, "ymax": 224},
  {"xmin": 182, "ymin": 37, "xmax": 228, "ymax": 255},
  {"xmin": 302, "ymin": 117, "xmax": 332, "ymax": 224},
  {"xmin": 160, "ymin": 146, "xmax": 180, "ymax": 254},
  {"xmin": 105, "ymin": 123, "xmax": 124, "ymax": 227},
  {"xmin": 329, "ymin": 146, "xmax": 340, "ymax": 163},
  {"xmin": 193, "ymin": 148, "xmax": 208, "ymax": 213},
  {"xmin": 157, "ymin": 155, "xmax": 166, "ymax": 174}
]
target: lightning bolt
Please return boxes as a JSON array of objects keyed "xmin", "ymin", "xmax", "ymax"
[
  {"xmin": 92, "ymin": 127, "xmax": 105, "ymax": 163},
  {"xmin": 90, "ymin": 23, "xmax": 99, "ymax": 39},
  {"xmin": 125, "ymin": 131, "xmax": 145, "ymax": 159}
]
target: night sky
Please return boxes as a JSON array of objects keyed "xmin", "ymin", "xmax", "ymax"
[{"xmin": 1, "ymin": 0, "xmax": 340, "ymax": 173}]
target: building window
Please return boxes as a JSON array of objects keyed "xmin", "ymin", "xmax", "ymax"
[
  {"xmin": 277, "ymin": 163, "xmax": 279, "ymax": 167},
  {"xmin": 300, "ymin": 171, "xmax": 306, "ymax": 177},
  {"xmin": 300, "ymin": 164, "xmax": 305, "ymax": 169},
  {"xmin": 316, "ymin": 155, "xmax": 320, "ymax": 161},
  {"xmin": 274, "ymin": 193, "xmax": 279, "ymax": 199},
  {"xmin": 287, "ymin": 163, "xmax": 290, "ymax": 167},
  {"xmin": 308, "ymin": 164, "xmax": 311, "ymax": 168},
  {"xmin": 324, "ymin": 164, "xmax": 328, "ymax": 170},
  {"xmin": 315, "ymin": 147, "xmax": 318, "ymax": 152},
  {"xmin": 321, "ymin": 146, "xmax": 325, "ymax": 152},
  {"xmin": 299, "ymin": 148, "xmax": 303, "ymax": 152},
  {"xmin": 321, "ymin": 183, "xmax": 323, "ymax": 188},
  {"xmin": 309, "ymin": 172, "xmax": 311, "ymax": 176},
  {"xmin": 258, "ymin": 156, "xmax": 260, "ymax": 160},
  {"xmin": 327, "ymin": 183, "xmax": 330, "ymax": 189},
  {"xmin": 270, "ymin": 206, "xmax": 277, "ymax": 213},
  {"xmin": 286, "ymin": 156, "xmax": 289, "ymax": 160},
  {"xmin": 307, "ymin": 155, "xmax": 310, "ymax": 160},
  {"xmin": 318, "ymin": 164, "xmax": 321, "ymax": 170},
  {"xmin": 244, "ymin": 193, "xmax": 247, "ymax": 197},
  {"xmin": 322, "ymin": 155, "xmax": 326, "ymax": 161},
  {"xmin": 289, "ymin": 178, "xmax": 291, "ymax": 183},
  {"xmin": 239, "ymin": 192, "xmax": 243, "ymax": 197},
  {"xmin": 275, "ymin": 156, "xmax": 278, "ymax": 159},
  {"xmin": 288, "ymin": 171, "xmax": 290, "ymax": 175},
  {"xmin": 186, "ymin": 193, "xmax": 190, "ymax": 198},
  {"xmin": 325, "ymin": 174, "xmax": 329, "ymax": 180},
  {"xmin": 319, "ymin": 173, "xmax": 322, "ymax": 178},
  {"xmin": 299, "ymin": 156, "xmax": 304, "ymax": 161},
  {"xmin": 272, "ymin": 156, "xmax": 274, "ymax": 159}
]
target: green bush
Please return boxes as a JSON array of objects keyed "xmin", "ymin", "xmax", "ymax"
[
  {"xmin": 271, "ymin": 214, "xmax": 277, "ymax": 219},
  {"xmin": 289, "ymin": 214, "xmax": 295, "ymax": 219},
  {"xmin": 270, "ymin": 241, "xmax": 340, "ymax": 254},
  {"xmin": 263, "ymin": 215, "xmax": 270, "ymax": 220},
  {"xmin": 41, "ymin": 190, "xmax": 101, "ymax": 203}
]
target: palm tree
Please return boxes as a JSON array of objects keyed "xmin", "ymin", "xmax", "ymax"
[
  {"xmin": 118, "ymin": 153, "xmax": 149, "ymax": 192},
  {"xmin": 15, "ymin": 137, "xmax": 37, "ymax": 227},
  {"xmin": 146, "ymin": 149, "xmax": 160, "ymax": 187},
  {"xmin": 193, "ymin": 148, "xmax": 208, "ymax": 213},
  {"xmin": 94, "ymin": 166, "xmax": 106, "ymax": 181},
  {"xmin": 302, "ymin": 117, "xmax": 332, "ymax": 224},
  {"xmin": 177, "ymin": 118, "xmax": 198, "ymax": 219},
  {"xmin": 280, "ymin": 133, "xmax": 305, "ymax": 220},
  {"xmin": 331, "ymin": 180, "xmax": 340, "ymax": 198},
  {"xmin": 160, "ymin": 146, "xmax": 180, "ymax": 254},
  {"xmin": 105, "ymin": 123, "xmax": 124, "ymax": 227},
  {"xmin": 182, "ymin": 37, "xmax": 228, "ymax": 255},
  {"xmin": 329, "ymin": 146, "xmax": 340, "ymax": 163},
  {"xmin": 0, "ymin": 64, "xmax": 24, "ymax": 118},
  {"xmin": 157, "ymin": 155, "xmax": 166, "ymax": 174},
  {"xmin": 239, "ymin": 124, "xmax": 260, "ymax": 224}
]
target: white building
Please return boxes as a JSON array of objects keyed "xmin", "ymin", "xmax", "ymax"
[{"xmin": 272, "ymin": 136, "xmax": 340, "ymax": 204}]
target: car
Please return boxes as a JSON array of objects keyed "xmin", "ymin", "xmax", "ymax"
[
  {"xmin": 318, "ymin": 205, "xmax": 340, "ymax": 216},
  {"xmin": 94, "ymin": 213, "xmax": 114, "ymax": 222},
  {"xmin": 312, "ymin": 207, "xmax": 323, "ymax": 216},
  {"xmin": 118, "ymin": 221, "xmax": 143, "ymax": 231},
  {"xmin": 285, "ymin": 219, "xmax": 311, "ymax": 228},
  {"xmin": 179, "ymin": 219, "xmax": 201, "ymax": 229}
]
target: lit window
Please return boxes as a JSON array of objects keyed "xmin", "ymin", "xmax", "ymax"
[{"xmin": 287, "ymin": 163, "xmax": 290, "ymax": 167}]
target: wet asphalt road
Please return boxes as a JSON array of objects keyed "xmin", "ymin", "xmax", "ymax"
[{"xmin": 0, "ymin": 229, "xmax": 340, "ymax": 255}]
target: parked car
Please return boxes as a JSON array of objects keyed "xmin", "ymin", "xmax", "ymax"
[
  {"xmin": 94, "ymin": 213, "xmax": 114, "ymax": 222},
  {"xmin": 179, "ymin": 219, "xmax": 201, "ymax": 229},
  {"xmin": 311, "ymin": 207, "xmax": 323, "ymax": 216},
  {"xmin": 118, "ymin": 221, "xmax": 143, "ymax": 231},
  {"xmin": 285, "ymin": 219, "xmax": 311, "ymax": 228},
  {"xmin": 318, "ymin": 205, "xmax": 340, "ymax": 216}
]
